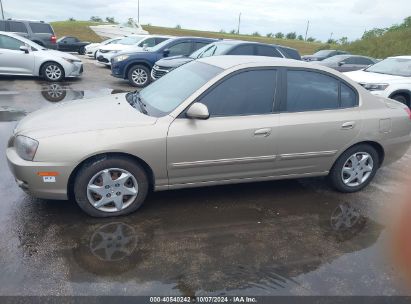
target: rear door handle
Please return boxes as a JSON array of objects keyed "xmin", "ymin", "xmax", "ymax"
[
  {"xmin": 254, "ymin": 128, "xmax": 272, "ymax": 137},
  {"xmin": 341, "ymin": 121, "xmax": 356, "ymax": 130}
]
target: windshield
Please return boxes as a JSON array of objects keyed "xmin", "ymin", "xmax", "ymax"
[
  {"xmin": 365, "ymin": 57, "xmax": 411, "ymax": 77},
  {"xmin": 190, "ymin": 43, "xmax": 233, "ymax": 59},
  {"xmin": 321, "ymin": 55, "xmax": 350, "ymax": 64},
  {"xmin": 313, "ymin": 50, "xmax": 334, "ymax": 57},
  {"xmin": 117, "ymin": 36, "xmax": 145, "ymax": 45},
  {"xmin": 137, "ymin": 61, "xmax": 222, "ymax": 117}
]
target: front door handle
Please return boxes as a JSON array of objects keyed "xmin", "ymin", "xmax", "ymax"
[
  {"xmin": 254, "ymin": 128, "xmax": 272, "ymax": 137},
  {"xmin": 341, "ymin": 121, "xmax": 356, "ymax": 130}
]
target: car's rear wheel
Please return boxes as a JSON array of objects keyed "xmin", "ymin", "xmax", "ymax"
[
  {"xmin": 329, "ymin": 144, "xmax": 379, "ymax": 193},
  {"xmin": 74, "ymin": 156, "xmax": 149, "ymax": 217},
  {"xmin": 78, "ymin": 46, "xmax": 86, "ymax": 55},
  {"xmin": 41, "ymin": 62, "xmax": 65, "ymax": 82},
  {"xmin": 127, "ymin": 65, "xmax": 151, "ymax": 88}
]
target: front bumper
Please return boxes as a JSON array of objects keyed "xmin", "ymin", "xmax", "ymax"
[
  {"xmin": 111, "ymin": 62, "xmax": 125, "ymax": 79},
  {"xmin": 6, "ymin": 147, "xmax": 73, "ymax": 200},
  {"xmin": 66, "ymin": 62, "xmax": 84, "ymax": 77},
  {"xmin": 97, "ymin": 53, "xmax": 115, "ymax": 66}
]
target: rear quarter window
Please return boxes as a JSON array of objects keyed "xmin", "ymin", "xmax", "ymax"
[
  {"xmin": 278, "ymin": 47, "xmax": 301, "ymax": 60},
  {"xmin": 0, "ymin": 21, "xmax": 5, "ymax": 31},
  {"xmin": 8, "ymin": 21, "xmax": 28, "ymax": 33},
  {"xmin": 29, "ymin": 23, "xmax": 53, "ymax": 34}
]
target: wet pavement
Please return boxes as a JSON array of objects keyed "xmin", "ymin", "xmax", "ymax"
[{"xmin": 0, "ymin": 56, "xmax": 410, "ymax": 296}]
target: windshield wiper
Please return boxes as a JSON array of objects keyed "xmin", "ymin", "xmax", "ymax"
[{"xmin": 128, "ymin": 91, "xmax": 148, "ymax": 115}]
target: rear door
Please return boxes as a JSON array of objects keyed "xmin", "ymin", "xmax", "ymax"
[
  {"xmin": 276, "ymin": 68, "xmax": 361, "ymax": 175},
  {"xmin": 0, "ymin": 34, "xmax": 35, "ymax": 75}
]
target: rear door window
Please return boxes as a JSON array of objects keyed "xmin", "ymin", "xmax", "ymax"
[
  {"xmin": 0, "ymin": 21, "xmax": 6, "ymax": 31},
  {"xmin": 8, "ymin": 21, "xmax": 28, "ymax": 33},
  {"xmin": 256, "ymin": 45, "xmax": 282, "ymax": 57},
  {"xmin": 29, "ymin": 23, "xmax": 53, "ymax": 34},
  {"xmin": 229, "ymin": 45, "xmax": 255, "ymax": 55}
]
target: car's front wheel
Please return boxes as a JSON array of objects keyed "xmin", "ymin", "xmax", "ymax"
[
  {"xmin": 74, "ymin": 156, "xmax": 149, "ymax": 217},
  {"xmin": 329, "ymin": 144, "xmax": 379, "ymax": 193},
  {"xmin": 41, "ymin": 62, "xmax": 65, "ymax": 82},
  {"xmin": 127, "ymin": 65, "xmax": 151, "ymax": 88}
]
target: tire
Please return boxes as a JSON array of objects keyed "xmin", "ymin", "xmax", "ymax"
[
  {"xmin": 391, "ymin": 94, "xmax": 409, "ymax": 107},
  {"xmin": 73, "ymin": 156, "xmax": 149, "ymax": 217},
  {"xmin": 78, "ymin": 46, "xmax": 86, "ymax": 55},
  {"xmin": 41, "ymin": 62, "xmax": 65, "ymax": 82},
  {"xmin": 329, "ymin": 144, "xmax": 379, "ymax": 193},
  {"xmin": 127, "ymin": 65, "xmax": 151, "ymax": 88},
  {"xmin": 93, "ymin": 51, "xmax": 97, "ymax": 60}
]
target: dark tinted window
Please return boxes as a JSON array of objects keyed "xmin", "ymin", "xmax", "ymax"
[
  {"xmin": 356, "ymin": 57, "xmax": 374, "ymax": 65},
  {"xmin": 200, "ymin": 69, "xmax": 277, "ymax": 116},
  {"xmin": 256, "ymin": 45, "xmax": 282, "ymax": 57},
  {"xmin": 341, "ymin": 83, "xmax": 357, "ymax": 107},
  {"xmin": 229, "ymin": 45, "xmax": 255, "ymax": 55},
  {"xmin": 0, "ymin": 34, "xmax": 24, "ymax": 50},
  {"xmin": 8, "ymin": 21, "xmax": 28, "ymax": 33},
  {"xmin": 29, "ymin": 23, "xmax": 53, "ymax": 34},
  {"xmin": 343, "ymin": 57, "xmax": 356, "ymax": 64},
  {"xmin": 168, "ymin": 42, "xmax": 192, "ymax": 56},
  {"xmin": 0, "ymin": 21, "xmax": 5, "ymax": 31},
  {"xmin": 278, "ymin": 47, "xmax": 301, "ymax": 60},
  {"xmin": 285, "ymin": 70, "xmax": 339, "ymax": 112},
  {"xmin": 194, "ymin": 42, "xmax": 209, "ymax": 51}
]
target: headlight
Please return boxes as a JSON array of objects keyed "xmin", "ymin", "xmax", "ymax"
[
  {"xmin": 14, "ymin": 135, "xmax": 39, "ymax": 161},
  {"xmin": 63, "ymin": 57, "xmax": 82, "ymax": 64},
  {"xmin": 112, "ymin": 55, "xmax": 129, "ymax": 63},
  {"xmin": 109, "ymin": 50, "xmax": 120, "ymax": 54},
  {"xmin": 363, "ymin": 83, "xmax": 389, "ymax": 91}
]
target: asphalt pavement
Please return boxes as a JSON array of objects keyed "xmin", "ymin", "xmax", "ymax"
[{"xmin": 0, "ymin": 55, "xmax": 410, "ymax": 296}]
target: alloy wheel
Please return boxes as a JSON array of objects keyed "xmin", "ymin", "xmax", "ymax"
[
  {"xmin": 341, "ymin": 152, "xmax": 374, "ymax": 187},
  {"xmin": 45, "ymin": 64, "xmax": 62, "ymax": 81},
  {"xmin": 131, "ymin": 68, "xmax": 148, "ymax": 85},
  {"xmin": 87, "ymin": 168, "xmax": 139, "ymax": 213}
]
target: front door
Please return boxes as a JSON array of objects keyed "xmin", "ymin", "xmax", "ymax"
[
  {"xmin": 167, "ymin": 69, "xmax": 280, "ymax": 186},
  {"xmin": 0, "ymin": 34, "xmax": 34, "ymax": 75}
]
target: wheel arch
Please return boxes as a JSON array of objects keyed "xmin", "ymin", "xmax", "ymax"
[
  {"xmin": 39, "ymin": 60, "xmax": 65, "ymax": 77},
  {"xmin": 334, "ymin": 141, "xmax": 385, "ymax": 168},
  {"xmin": 389, "ymin": 90, "xmax": 411, "ymax": 106},
  {"xmin": 124, "ymin": 61, "xmax": 152, "ymax": 79},
  {"xmin": 67, "ymin": 152, "xmax": 155, "ymax": 201}
]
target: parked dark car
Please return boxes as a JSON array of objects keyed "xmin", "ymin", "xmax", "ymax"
[
  {"xmin": 302, "ymin": 50, "xmax": 350, "ymax": 62},
  {"xmin": 0, "ymin": 19, "xmax": 57, "ymax": 49},
  {"xmin": 316, "ymin": 55, "xmax": 378, "ymax": 72},
  {"xmin": 57, "ymin": 36, "xmax": 90, "ymax": 54},
  {"xmin": 111, "ymin": 36, "xmax": 216, "ymax": 87},
  {"xmin": 151, "ymin": 40, "xmax": 301, "ymax": 80}
]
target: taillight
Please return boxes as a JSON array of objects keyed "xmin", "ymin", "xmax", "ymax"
[
  {"xmin": 50, "ymin": 35, "xmax": 57, "ymax": 44},
  {"xmin": 404, "ymin": 108, "xmax": 411, "ymax": 121}
]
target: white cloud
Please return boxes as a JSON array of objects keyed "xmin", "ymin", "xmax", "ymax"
[{"xmin": 4, "ymin": 0, "xmax": 411, "ymax": 41}]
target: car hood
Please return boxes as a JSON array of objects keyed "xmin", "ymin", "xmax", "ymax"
[
  {"xmin": 15, "ymin": 93, "xmax": 157, "ymax": 139},
  {"xmin": 100, "ymin": 44, "xmax": 142, "ymax": 51},
  {"xmin": 344, "ymin": 70, "xmax": 408, "ymax": 84},
  {"xmin": 155, "ymin": 56, "xmax": 194, "ymax": 68},
  {"xmin": 41, "ymin": 49, "xmax": 80, "ymax": 60}
]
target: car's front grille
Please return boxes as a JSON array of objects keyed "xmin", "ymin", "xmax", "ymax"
[
  {"xmin": 97, "ymin": 56, "xmax": 109, "ymax": 63},
  {"xmin": 151, "ymin": 65, "xmax": 171, "ymax": 79}
]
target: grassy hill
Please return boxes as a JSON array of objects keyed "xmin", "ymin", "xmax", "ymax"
[{"xmin": 51, "ymin": 21, "xmax": 324, "ymax": 55}]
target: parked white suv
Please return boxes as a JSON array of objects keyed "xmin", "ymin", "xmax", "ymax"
[
  {"xmin": 0, "ymin": 31, "xmax": 83, "ymax": 81},
  {"xmin": 96, "ymin": 35, "xmax": 171, "ymax": 66},
  {"xmin": 344, "ymin": 56, "xmax": 411, "ymax": 106}
]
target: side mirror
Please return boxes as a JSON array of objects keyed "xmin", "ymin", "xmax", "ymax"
[
  {"xmin": 338, "ymin": 61, "xmax": 346, "ymax": 66},
  {"xmin": 19, "ymin": 45, "xmax": 29, "ymax": 53},
  {"xmin": 142, "ymin": 43, "xmax": 148, "ymax": 50},
  {"xmin": 163, "ymin": 49, "xmax": 170, "ymax": 57},
  {"xmin": 186, "ymin": 103, "xmax": 210, "ymax": 120}
]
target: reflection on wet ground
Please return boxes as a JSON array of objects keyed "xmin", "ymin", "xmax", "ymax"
[{"xmin": 0, "ymin": 60, "xmax": 410, "ymax": 296}]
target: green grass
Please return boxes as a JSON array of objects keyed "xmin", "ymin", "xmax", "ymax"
[
  {"xmin": 339, "ymin": 27, "xmax": 411, "ymax": 58},
  {"xmin": 51, "ymin": 21, "xmax": 324, "ymax": 55}
]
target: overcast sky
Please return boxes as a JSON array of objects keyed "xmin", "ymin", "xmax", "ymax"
[{"xmin": 4, "ymin": 0, "xmax": 411, "ymax": 41}]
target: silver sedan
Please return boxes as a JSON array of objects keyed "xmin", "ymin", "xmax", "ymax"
[{"xmin": 7, "ymin": 56, "xmax": 411, "ymax": 217}]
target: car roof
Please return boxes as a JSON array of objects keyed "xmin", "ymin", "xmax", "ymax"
[
  {"xmin": 389, "ymin": 55, "xmax": 411, "ymax": 59},
  {"xmin": 168, "ymin": 36, "xmax": 217, "ymax": 42},
  {"xmin": 210, "ymin": 39, "xmax": 298, "ymax": 51},
  {"xmin": 197, "ymin": 55, "xmax": 308, "ymax": 69}
]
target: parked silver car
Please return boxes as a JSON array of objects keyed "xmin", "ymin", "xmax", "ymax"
[
  {"xmin": 0, "ymin": 31, "xmax": 83, "ymax": 81},
  {"xmin": 7, "ymin": 56, "xmax": 411, "ymax": 217}
]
